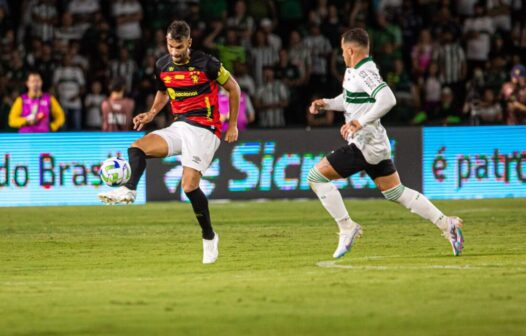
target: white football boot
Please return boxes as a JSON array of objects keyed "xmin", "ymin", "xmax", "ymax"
[
  {"xmin": 333, "ymin": 223, "xmax": 363, "ymax": 258},
  {"xmin": 202, "ymin": 233, "xmax": 219, "ymax": 264},
  {"xmin": 98, "ymin": 186, "xmax": 137, "ymax": 205},
  {"xmin": 442, "ymin": 216, "xmax": 464, "ymax": 256}
]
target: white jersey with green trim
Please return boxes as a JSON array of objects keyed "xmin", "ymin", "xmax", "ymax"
[{"xmin": 340, "ymin": 57, "xmax": 391, "ymax": 164}]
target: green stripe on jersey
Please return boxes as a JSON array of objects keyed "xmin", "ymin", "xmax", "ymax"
[
  {"xmin": 371, "ymin": 82, "xmax": 387, "ymax": 98},
  {"xmin": 345, "ymin": 89, "xmax": 375, "ymax": 104},
  {"xmin": 346, "ymin": 97, "xmax": 376, "ymax": 104}
]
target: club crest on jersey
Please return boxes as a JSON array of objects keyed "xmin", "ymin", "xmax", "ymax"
[
  {"xmin": 168, "ymin": 66, "xmax": 174, "ymax": 71},
  {"xmin": 189, "ymin": 70, "xmax": 200, "ymax": 84}
]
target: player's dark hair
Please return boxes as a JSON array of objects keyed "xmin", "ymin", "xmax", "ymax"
[
  {"xmin": 167, "ymin": 20, "xmax": 191, "ymax": 40},
  {"xmin": 342, "ymin": 28, "xmax": 369, "ymax": 48}
]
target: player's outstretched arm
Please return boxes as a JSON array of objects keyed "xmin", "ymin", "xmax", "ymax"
[
  {"xmin": 309, "ymin": 94, "xmax": 344, "ymax": 114},
  {"xmin": 133, "ymin": 90, "xmax": 169, "ymax": 131},
  {"xmin": 222, "ymin": 76, "xmax": 241, "ymax": 143}
]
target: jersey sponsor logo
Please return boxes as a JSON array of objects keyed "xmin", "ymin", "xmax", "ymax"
[
  {"xmin": 166, "ymin": 88, "xmax": 199, "ymax": 99},
  {"xmin": 175, "ymin": 74, "xmax": 185, "ymax": 80}
]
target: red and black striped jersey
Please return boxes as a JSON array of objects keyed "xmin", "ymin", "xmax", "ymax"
[{"xmin": 155, "ymin": 50, "xmax": 230, "ymax": 138}]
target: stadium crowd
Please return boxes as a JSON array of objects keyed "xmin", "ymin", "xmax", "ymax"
[{"xmin": 0, "ymin": 0, "xmax": 525, "ymax": 132}]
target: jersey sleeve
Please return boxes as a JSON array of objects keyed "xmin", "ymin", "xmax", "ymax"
[
  {"xmin": 50, "ymin": 96, "xmax": 65, "ymax": 131},
  {"xmin": 356, "ymin": 68, "xmax": 388, "ymax": 99},
  {"xmin": 8, "ymin": 97, "xmax": 26, "ymax": 128},
  {"xmin": 154, "ymin": 62, "xmax": 167, "ymax": 91},
  {"xmin": 206, "ymin": 55, "xmax": 231, "ymax": 85}
]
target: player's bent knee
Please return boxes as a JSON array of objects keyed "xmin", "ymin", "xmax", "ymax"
[{"xmin": 182, "ymin": 181, "xmax": 199, "ymax": 194}]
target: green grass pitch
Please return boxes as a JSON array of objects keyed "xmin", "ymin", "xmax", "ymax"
[{"xmin": 1, "ymin": 198, "xmax": 525, "ymax": 335}]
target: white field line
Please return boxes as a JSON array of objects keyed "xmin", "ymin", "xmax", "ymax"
[{"xmin": 316, "ymin": 260, "xmax": 526, "ymax": 271}]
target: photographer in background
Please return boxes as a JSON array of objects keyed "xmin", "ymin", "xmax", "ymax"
[{"xmin": 501, "ymin": 64, "xmax": 526, "ymax": 125}]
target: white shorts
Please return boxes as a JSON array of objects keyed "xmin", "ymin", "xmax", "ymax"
[{"xmin": 152, "ymin": 121, "xmax": 220, "ymax": 173}]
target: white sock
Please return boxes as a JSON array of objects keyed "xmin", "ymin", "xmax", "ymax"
[
  {"xmin": 383, "ymin": 184, "xmax": 449, "ymax": 231},
  {"xmin": 310, "ymin": 181, "xmax": 356, "ymax": 232}
]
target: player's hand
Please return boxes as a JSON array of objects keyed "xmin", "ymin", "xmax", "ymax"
[
  {"xmin": 340, "ymin": 120, "xmax": 363, "ymax": 140},
  {"xmin": 309, "ymin": 99, "xmax": 326, "ymax": 114},
  {"xmin": 133, "ymin": 112, "xmax": 155, "ymax": 131},
  {"xmin": 224, "ymin": 125, "xmax": 238, "ymax": 143},
  {"xmin": 349, "ymin": 119, "xmax": 362, "ymax": 135}
]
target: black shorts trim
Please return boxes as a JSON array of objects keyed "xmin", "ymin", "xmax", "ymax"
[{"xmin": 326, "ymin": 144, "xmax": 396, "ymax": 180}]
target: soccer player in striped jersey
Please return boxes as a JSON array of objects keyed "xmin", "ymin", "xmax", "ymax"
[
  {"xmin": 98, "ymin": 20, "xmax": 241, "ymax": 264},
  {"xmin": 308, "ymin": 28, "xmax": 464, "ymax": 258}
]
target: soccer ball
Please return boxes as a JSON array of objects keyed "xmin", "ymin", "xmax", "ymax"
[{"xmin": 100, "ymin": 157, "xmax": 131, "ymax": 187}]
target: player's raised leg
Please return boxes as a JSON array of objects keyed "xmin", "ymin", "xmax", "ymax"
[
  {"xmin": 376, "ymin": 172, "xmax": 464, "ymax": 256},
  {"xmin": 308, "ymin": 157, "xmax": 362, "ymax": 258},
  {"xmin": 182, "ymin": 167, "xmax": 218, "ymax": 264},
  {"xmin": 98, "ymin": 134, "xmax": 168, "ymax": 205}
]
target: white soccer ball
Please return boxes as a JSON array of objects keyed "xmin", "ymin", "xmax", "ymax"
[{"xmin": 100, "ymin": 157, "xmax": 131, "ymax": 187}]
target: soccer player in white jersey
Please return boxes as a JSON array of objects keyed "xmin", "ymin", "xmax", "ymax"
[{"xmin": 308, "ymin": 28, "xmax": 464, "ymax": 258}]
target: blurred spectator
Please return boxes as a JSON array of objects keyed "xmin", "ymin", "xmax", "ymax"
[
  {"xmin": 437, "ymin": 87, "xmax": 461, "ymax": 124},
  {"xmin": 8, "ymin": 71, "xmax": 65, "ymax": 132},
  {"xmin": 501, "ymin": 64, "xmax": 526, "ymax": 124},
  {"xmin": 226, "ymin": 0, "xmax": 255, "ymax": 44},
  {"xmin": 463, "ymin": 87, "xmax": 503, "ymax": 125},
  {"xmin": 349, "ymin": 0, "xmax": 370, "ymax": 28},
  {"xmin": 6, "ymin": 51, "xmax": 26, "ymax": 94},
  {"xmin": 411, "ymin": 29, "xmax": 435, "ymax": 77},
  {"xmin": 321, "ymin": 4, "xmax": 342, "ymax": 48},
  {"xmin": 146, "ymin": 29, "xmax": 167, "ymax": 59},
  {"xmin": 184, "ymin": 2, "xmax": 207, "ymax": 47},
  {"xmin": 67, "ymin": 0, "xmax": 100, "ymax": 32},
  {"xmin": 203, "ymin": 21, "xmax": 247, "ymax": 73},
  {"xmin": 54, "ymin": 12, "xmax": 84, "ymax": 45},
  {"xmin": 303, "ymin": 23, "xmax": 332, "ymax": 94},
  {"xmin": 274, "ymin": 48, "xmax": 302, "ymax": 124},
  {"xmin": 413, "ymin": 62, "xmax": 442, "ymax": 124},
  {"xmin": 218, "ymin": 87, "xmax": 255, "ymax": 132},
  {"xmin": 0, "ymin": 5, "xmax": 12, "ymax": 34},
  {"xmin": 84, "ymin": 80, "xmax": 105, "ymax": 130},
  {"xmin": 112, "ymin": 0, "xmax": 143, "ymax": 45},
  {"xmin": 260, "ymin": 17, "xmax": 281, "ymax": 52},
  {"xmin": 287, "ymin": 30, "xmax": 312, "ymax": 85},
  {"xmin": 101, "ymin": 77, "xmax": 134, "ymax": 131},
  {"xmin": 53, "ymin": 52, "xmax": 85, "ymax": 130},
  {"xmin": 251, "ymin": 29, "xmax": 278, "ymax": 87},
  {"xmin": 233, "ymin": 62, "xmax": 256, "ymax": 97},
  {"xmin": 254, "ymin": 66, "xmax": 288, "ymax": 127},
  {"xmin": 433, "ymin": 29, "xmax": 467, "ymax": 106},
  {"xmin": 109, "ymin": 48, "xmax": 137, "ymax": 93},
  {"xmin": 463, "ymin": 2, "xmax": 494, "ymax": 75},
  {"xmin": 485, "ymin": 55, "xmax": 508, "ymax": 93},
  {"xmin": 386, "ymin": 59, "xmax": 419, "ymax": 122},
  {"xmin": 31, "ymin": 0, "xmax": 58, "ymax": 42},
  {"xmin": 487, "ymin": 0, "xmax": 512, "ymax": 32},
  {"xmin": 34, "ymin": 42, "xmax": 56, "ymax": 90}
]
